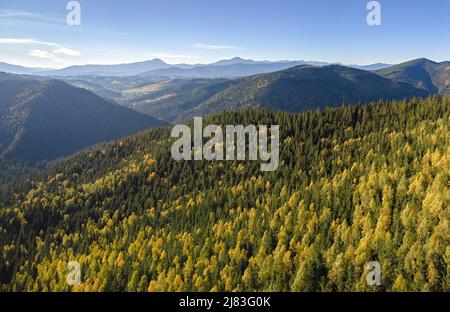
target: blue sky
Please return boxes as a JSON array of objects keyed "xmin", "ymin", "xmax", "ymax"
[{"xmin": 0, "ymin": 0, "xmax": 449, "ymax": 68}]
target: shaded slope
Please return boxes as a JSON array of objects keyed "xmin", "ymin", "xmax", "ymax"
[
  {"xmin": 0, "ymin": 73, "xmax": 167, "ymax": 163},
  {"xmin": 186, "ymin": 65, "xmax": 428, "ymax": 120},
  {"xmin": 376, "ymin": 58, "xmax": 450, "ymax": 94}
]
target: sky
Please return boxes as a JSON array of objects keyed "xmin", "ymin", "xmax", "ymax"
[{"xmin": 0, "ymin": 0, "xmax": 449, "ymax": 68}]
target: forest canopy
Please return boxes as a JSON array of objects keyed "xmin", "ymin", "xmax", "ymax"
[{"xmin": 0, "ymin": 95, "xmax": 448, "ymax": 292}]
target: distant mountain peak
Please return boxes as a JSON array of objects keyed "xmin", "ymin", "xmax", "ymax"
[
  {"xmin": 230, "ymin": 57, "xmax": 246, "ymax": 61},
  {"xmin": 142, "ymin": 58, "xmax": 167, "ymax": 64},
  {"xmin": 414, "ymin": 57, "xmax": 434, "ymax": 62},
  {"xmin": 209, "ymin": 57, "xmax": 257, "ymax": 66}
]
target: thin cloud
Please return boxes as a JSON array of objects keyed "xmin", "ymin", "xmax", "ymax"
[
  {"xmin": 29, "ymin": 49, "xmax": 55, "ymax": 59},
  {"xmin": 0, "ymin": 37, "xmax": 82, "ymax": 57},
  {"xmin": 193, "ymin": 43, "xmax": 239, "ymax": 50},
  {"xmin": 0, "ymin": 9, "xmax": 63, "ymax": 23},
  {"xmin": 0, "ymin": 38, "xmax": 57, "ymax": 46},
  {"xmin": 0, "ymin": 9, "xmax": 35, "ymax": 18},
  {"xmin": 53, "ymin": 47, "xmax": 82, "ymax": 57}
]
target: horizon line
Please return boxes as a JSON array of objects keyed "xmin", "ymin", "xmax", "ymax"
[{"xmin": 0, "ymin": 56, "xmax": 446, "ymax": 71}]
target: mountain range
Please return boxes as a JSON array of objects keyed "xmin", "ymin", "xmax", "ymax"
[
  {"xmin": 0, "ymin": 57, "xmax": 391, "ymax": 78},
  {"xmin": 129, "ymin": 64, "xmax": 429, "ymax": 122},
  {"xmin": 0, "ymin": 72, "xmax": 166, "ymax": 164},
  {"xmin": 39, "ymin": 59, "xmax": 172, "ymax": 77},
  {"xmin": 0, "ymin": 62, "xmax": 50, "ymax": 75},
  {"xmin": 0, "ymin": 57, "xmax": 447, "ymax": 163}
]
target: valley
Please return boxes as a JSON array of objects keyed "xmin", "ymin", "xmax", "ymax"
[{"xmin": 52, "ymin": 58, "xmax": 446, "ymax": 123}]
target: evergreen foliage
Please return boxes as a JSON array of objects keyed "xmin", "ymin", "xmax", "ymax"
[{"xmin": 0, "ymin": 95, "xmax": 448, "ymax": 291}]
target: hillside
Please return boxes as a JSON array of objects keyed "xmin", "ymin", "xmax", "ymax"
[
  {"xmin": 0, "ymin": 73, "xmax": 167, "ymax": 164},
  {"xmin": 376, "ymin": 58, "xmax": 450, "ymax": 94},
  {"xmin": 193, "ymin": 65, "xmax": 429, "ymax": 115},
  {"xmin": 122, "ymin": 65, "xmax": 428, "ymax": 123},
  {"xmin": 0, "ymin": 96, "xmax": 448, "ymax": 291},
  {"xmin": 130, "ymin": 78, "xmax": 233, "ymax": 122}
]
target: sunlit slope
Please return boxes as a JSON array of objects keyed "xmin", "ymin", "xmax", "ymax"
[{"xmin": 0, "ymin": 96, "xmax": 448, "ymax": 291}]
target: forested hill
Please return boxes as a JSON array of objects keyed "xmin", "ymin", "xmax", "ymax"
[
  {"xmin": 0, "ymin": 73, "xmax": 167, "ymax": 164},
  {"xmin": 125, "ymin": 64, "xmax": 428, "ymax": 123},
  {"xmin": 0, "ymin": 95, "xmax": 448, "ymax": 291},
  {"xmin": 184, "ymin": 65, "xmax": 429, "ymax": 121},
  {"xmin": 376, "ymin": 58, "xmax": 450, "ymax": 94}
]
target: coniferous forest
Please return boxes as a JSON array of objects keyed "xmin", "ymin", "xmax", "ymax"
[{"xmin": 0, "ymin": 95, "xmax": 448, "ymax": 292}]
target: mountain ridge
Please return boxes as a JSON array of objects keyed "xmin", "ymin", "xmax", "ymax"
[
  {"xmin": 376, "ymin": 58, "xmax": 450, "ymax": 94},
  {"xmin": 38, "ymin": 59, "xmax": 171, "ymax": 77},
  {"xmin": 132, "ymin": 64, "xmax": 429, "ymax": 122},
  {"xmin": 0, "ymin": 72, "xmax": 167, "ymax": 163},
  {"xmin": 0, "ymin": 57, "xmax": 398, "ymax": 77},
  {"xmin": 0, "ymin": 62, "xmax": 50, "ymax": 75}
]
